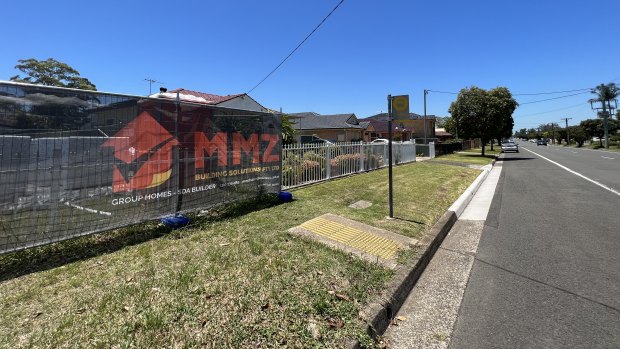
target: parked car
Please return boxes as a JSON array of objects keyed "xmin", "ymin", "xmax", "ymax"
[
  {"xmin": 537, "ymin": 139, "xmax": 547, "ymax": 146},
  {"xmin": 370, "ymin": 138, "xmax": 389, "ymax": 144},
  {"xmin": 501, "ymin": 141, "xmax": 519, "ymax": 153}
]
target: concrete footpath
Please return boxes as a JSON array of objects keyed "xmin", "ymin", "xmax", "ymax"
[{"xmin": 381, "ymin": 159, "xmax": 504, "ymax": 348}]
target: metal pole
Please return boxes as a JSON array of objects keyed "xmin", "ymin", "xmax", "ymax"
[
  {"xmin": 602, "ymin": 102, "xmax": 609, "ymax": 149},
  {"xmin": 423, "ymin": 89, "xmax": 428, "ymax": 144},
  {"xmin": 561, "ymin": 117, "xmax": 572, "ymax": 144},
  {"xmin": 388, "ymin": 95, "xmax": 394, "ymax": 218}
]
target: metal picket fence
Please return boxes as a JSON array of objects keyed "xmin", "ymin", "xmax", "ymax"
[{"xmin": 282, "ymin": 141, "xmax": 423, "ymax": 189}]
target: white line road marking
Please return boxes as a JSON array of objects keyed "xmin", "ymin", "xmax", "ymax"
[
  {"xmin": 602, "ymin": 156, "xmax": 615, "ymax": 160},
  {"xmin": 571, "ymin": 151, "xmax": 578, "ymax": 154},
  {"xmin": 522, "ymin": 148, "xmax": 620, "ymax": 197}
]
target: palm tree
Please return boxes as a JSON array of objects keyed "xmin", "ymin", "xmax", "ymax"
[{"xmin": 589, "ymin": 83, "xmax": 619, "ymax": 149}]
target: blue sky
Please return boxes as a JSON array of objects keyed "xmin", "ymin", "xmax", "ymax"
[{"xmin": 2, "ymin": 0, "xmax": 619, "ymax": 132}]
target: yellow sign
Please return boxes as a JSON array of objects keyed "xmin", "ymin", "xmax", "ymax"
[{"xmin": 392, "ymin": 95, "xmax": 409, "ymax": 120}]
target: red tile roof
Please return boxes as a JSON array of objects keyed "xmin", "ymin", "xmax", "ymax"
[{"xmin": 168, "ymin": 88, "xmax": 244, "ymax": 104}]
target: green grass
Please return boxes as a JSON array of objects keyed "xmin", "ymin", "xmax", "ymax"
[
  {"xmin": 432, "ymin": 145, "xmax": 499, "ymax": 165},
  {"xmin": 0, "ymin": 162, "xmax": 479, "ymax": 348}
]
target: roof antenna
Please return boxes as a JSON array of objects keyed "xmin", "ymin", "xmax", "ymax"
[{"xmin": 144, "ymin": 78, "xmax": 164, "ymax": 95}]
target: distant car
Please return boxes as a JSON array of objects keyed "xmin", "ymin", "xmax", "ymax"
[
  {"xmin": 370, "ymin": 138, "xmax": 389, "ymax": 144},
  {"xmin": 308, "ymin": 138, "xmax": 334, "ymax": 145},
  {"xmin": 501, "ymin": 141, "xmax": 519, "ymax": 153},
  {"xmin": 537, "ymin": 139, "xmax": 547, "ymax": 146}
]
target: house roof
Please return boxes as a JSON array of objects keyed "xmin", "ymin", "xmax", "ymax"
[
  {"xmin": 363, "ymin": 119, "xmax": 414, "ymax": 133},
  {"xmin": 289, "ymin": 112, "xmax": 365, "ymax": 130},
  {"xmin": 365, "ymin": 112, "xmax": 435, "ymax": 121},
  {"xmin": 167, "ymin": 89, "xmax": 244, "ymax": 104}
]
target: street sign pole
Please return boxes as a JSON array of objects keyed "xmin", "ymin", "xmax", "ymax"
[{"xmin": 388, "ymin": 94, "xmax": 394, "ymax": 218}]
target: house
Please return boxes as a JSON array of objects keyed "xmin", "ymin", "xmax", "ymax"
[
  {"xmin": 363, "ymin": 119, "xmax": 414, "ymax": 142},
  {"xmin": 152, "ymin": 88, "xmax": 269, "ymax": 113},
  {"xmin": 289, "ymin": 112, "xmax": 365, "ymax": 143},
  {"xmin": 361, "ymin": 112, "xmax": 436, "ymax": 143},
  {"xmin": 434, "ymin": 128, "xmax": 453, "ymax": 142}
]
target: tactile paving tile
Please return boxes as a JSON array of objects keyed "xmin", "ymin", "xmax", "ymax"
[{"xmin": 300, "ymin": 217, "xmax": 401, "ymax": 259}]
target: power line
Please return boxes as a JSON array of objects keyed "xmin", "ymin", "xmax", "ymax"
[
  {"xmin": 518, "ymin": 91, "xmax": 590, "ymax": 105},
  {"xmin": 513, "ymin": 88, "xmax": 591, "ymax": 96},
  {"xmin": 426, "ymin": 90, "xmax": 458, "ymax": 94},
  {"xmin": 514, "ymin": 102, "xmax": 585, "ymax": 117},
  {"xmin": 247, "ymin": 0, "xmax": 345, "ymax": 94}
]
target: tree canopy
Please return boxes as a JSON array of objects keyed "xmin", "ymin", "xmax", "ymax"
[
  {"xmin": 10, "ymin": 58, "xmax": 97, "ymax": 91},
  {"xmin": 448, "ymin": 86, "xmax": 517, "ymax": 155}
]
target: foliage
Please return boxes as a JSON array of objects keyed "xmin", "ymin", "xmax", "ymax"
[
  {"xmin": 488, "ymin": 87, "xmax": 518, "ymax": 143},
  {"xmin": 568, "ymin": 126, "xmax": 587, "ymax": 147},
  {"xmin": 10, "ymin": 58, "xmax": 97, "ymax": 90},
  {"xmin": 589, "ymin": 83, "xmax": 619, "ymax": 108},
  {"xmin": 448, "ymin": 86, "xmax": 517, "ymax": 156},
  {"xmin": 580, "ymin": 118, "xmax": 616, "ymax": 146},
  {"xmin": 281, "ymin": 114, "xmax": 297, "ymax": 144},
  {"xmin": 443, "ymin": 116, "xmax": 457, "ymax": 136}
]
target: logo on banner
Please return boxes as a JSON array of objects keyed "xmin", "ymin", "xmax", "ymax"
[{"xmin": 102, "ymin": 112, "xmax": 179, "ymax": 193}]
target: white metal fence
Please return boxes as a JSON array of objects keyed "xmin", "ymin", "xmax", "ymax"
[{"xmin": 282, "ymin": 141, "xmax": 425, "ymax": 189}]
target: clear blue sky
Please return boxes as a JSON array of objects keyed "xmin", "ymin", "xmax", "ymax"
[{"xmin": 2, "ymin": 0, "xmax": 619, "ymax": 132}]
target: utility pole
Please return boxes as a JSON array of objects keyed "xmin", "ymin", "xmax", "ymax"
[
  {"xmin": 387, "ymin": 95, "xmax": 394, "ymax": 218},
  {"xmin": 551, "ymin": 123, "xmax": 555, "ymax": 144},
  {"xmin": 423, "ymin": 89, "xmax": 428, "ymax": 144},
  {"xmin": 561, "ymin": 117, "xmax": 572, "ymax": 144},
  {"xmin": 144, "ymin": 78, "xmax": 164, "ymax": 95}
]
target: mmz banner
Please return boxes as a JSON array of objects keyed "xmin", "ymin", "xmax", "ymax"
[{"xmin": 0, "ymin": 82, "xmax": 282, "ymax": 254}]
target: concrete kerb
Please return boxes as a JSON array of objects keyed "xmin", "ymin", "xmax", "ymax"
[{"xmin": 350, "ymin": 156, "xmax": 498, "ymax": 348}]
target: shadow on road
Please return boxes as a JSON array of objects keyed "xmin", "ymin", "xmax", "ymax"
[{"xmin": 496, "ymin": 157, "xmax": 535, "ymax": 162}]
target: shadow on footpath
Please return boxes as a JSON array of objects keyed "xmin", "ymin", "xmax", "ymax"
[{"xmin": 0, "ymin": 195, "xmax": 282, "ymax": 283}]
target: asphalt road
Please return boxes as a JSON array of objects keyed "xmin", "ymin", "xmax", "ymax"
[{"xmin": 448, "ymin": 145, "xmax": 620, "ymax": 348}]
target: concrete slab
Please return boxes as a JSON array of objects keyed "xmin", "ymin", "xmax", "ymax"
[
  {"xmin": 383, "ymin": 220, "xmax": 485, "ymax": 348},
  {"xmin": 348, "ymin": 200, "xmax": 373, "ymax": 209},
  {"xmin": 288, "ymin": 214, "xmax": 417, "ymax": 269},
  {"xmin": 459, "ymin": 161, "xmax": 503, "ymax": 221}
]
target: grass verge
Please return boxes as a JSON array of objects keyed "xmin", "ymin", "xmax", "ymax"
[
  {"xmin": 432, "ymin": 145, "xmax": 500, "ymax": 165},
  {"xmin": 0, "ymin": 162, "xmax": 479, "ymax": 348}
]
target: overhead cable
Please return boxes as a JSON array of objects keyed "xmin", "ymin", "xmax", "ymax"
[{"xmin": 247, "ymin": 0, "xmax": 345, "ymax": 94}]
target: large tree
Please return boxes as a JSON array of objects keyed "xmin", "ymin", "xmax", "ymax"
[
  {"xmin": 10, "ymin": 58, "xmax": 97, "ymax": 90},
  {"xmin": 488, "ymin": 87, "xmax": 518, "ymax": 146},
  {"xmin": 448, "ymin": 86, "xmax": 515, "ymax": 156}
]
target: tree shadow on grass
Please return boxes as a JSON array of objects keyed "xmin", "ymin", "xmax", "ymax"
[{"xmin": 0, "ymin": 194, "xmax": 283, "ymax": 283}]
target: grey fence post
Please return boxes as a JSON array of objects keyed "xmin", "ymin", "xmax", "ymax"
[
  {"xmin": 325, "ymin": 145, "xmax": 331, "ymax": 179},
  {"xmin": 359, "ymin": 141, "xmax": 365, "ymax": 172},
  {"xmin": 429, "ymin": 141, "xmax": 435, "ymax": 158}
]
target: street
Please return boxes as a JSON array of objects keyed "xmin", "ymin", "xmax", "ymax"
[{"xmin": 449, "ymin": 144, "xmax": 620, "ymax": 348}]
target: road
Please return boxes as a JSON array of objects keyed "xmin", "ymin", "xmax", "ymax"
[{"xmin": 448, "ymin": 144, "xmax": 620, "ymax": 348}]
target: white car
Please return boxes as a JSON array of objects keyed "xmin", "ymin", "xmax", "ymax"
[
  {"xmin": 370, "ymin": 138, "xmax": 389, "ymax": 144},
  {"xmin": 501, "ymin": 141, "xmax": 519, "ymax": 153}
]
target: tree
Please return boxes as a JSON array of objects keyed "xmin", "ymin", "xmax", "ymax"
[
  {"xmin": 281, "ymin": 114, "xmax": 297, "ymax": 144},
  {"xmin": 568, "ymin": 126, "xmax": 587, "ymax": 147},
  {"xmin": 581, "ymin": 118, "xmax": 620, "ymax": 147},
  {"xmin": 589, "ymin": 83, "xmax": 619, "ymax": 148},
  {"xmin": 448, "ymin": 86, "xmax": 515, "ymax": 156},
  {"xmin": 443, "ymin": 117, "xmax": 457, "ymax": 138},
  {"xmin": 488, "ymin": 87, "xmax": 518, "ymax": 146},
  {"xmin": 10, "ymin": 58, "xmax": 97, "ymax": 90}
]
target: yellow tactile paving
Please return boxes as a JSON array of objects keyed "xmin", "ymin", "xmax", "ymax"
[{"xmin": 300, "ymin": 217, "xmax": 401, "ymax": 259}]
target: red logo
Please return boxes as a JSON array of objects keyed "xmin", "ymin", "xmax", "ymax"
[{"xmin": 103, "ymin": 112, "xmax": 179, "ymax": 193}]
